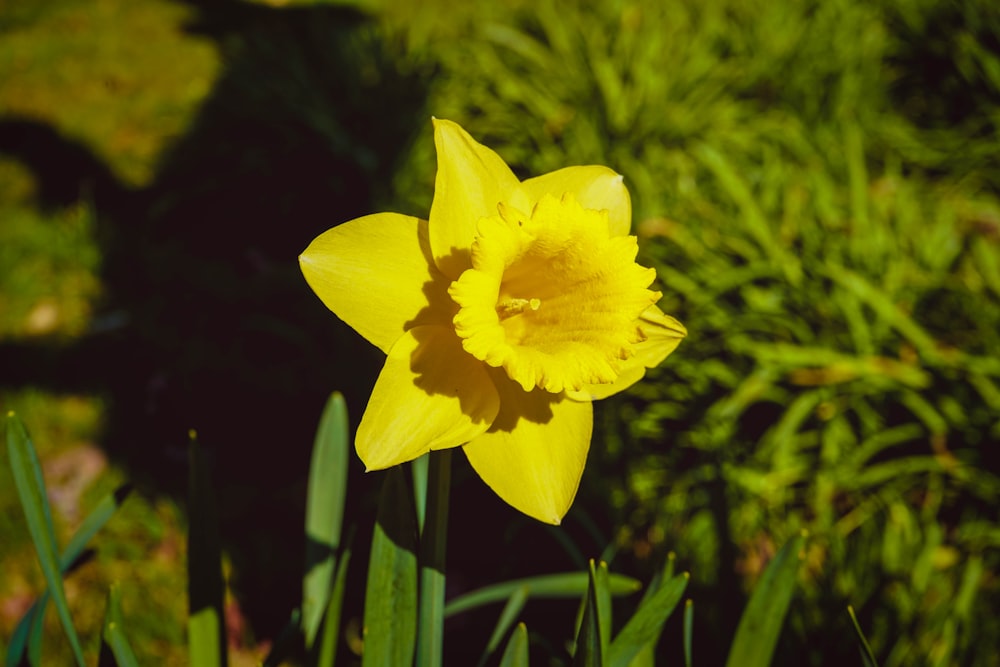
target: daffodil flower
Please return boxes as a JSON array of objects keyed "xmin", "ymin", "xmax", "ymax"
[{"xmin": 300, "ymin": 119, "xmax": 685, "ymax": 524}]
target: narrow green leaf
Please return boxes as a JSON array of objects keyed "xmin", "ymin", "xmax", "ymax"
[
  {"xmin": 304, "ymin": 393, "xmax": 350, "ymax": 648},
  {"xmin": 5, "ymin": 604, "xmax": 34, "ymax": 667},
  {"xmin": 411, "ymin": 453, "xmax": 429, "ymax": 533},
  {"xmin": 416, "ymin": 450, "xmax": 451, "ymax": 667},
  {"xmin": 724, "ymin": 531, "xmax": 806, "ymax": 667},
  {"xmin": 574, "ymin": 561, "xmax": 605, "ymax": 667},
  {"xmin": 362, "ymin": 467, "xmax": 418, "ymax": 667},
  {"xmin": 609, "ymin": 572, "xmax": 689, "ymax": 667},
  {"xmin": 5, "ymin": 412, "xmax": 86, "ymax": 667},
  {"xmin": 99, "ymin": 584, "xmax": 140, "ymax": 667},
  {"xmin": 27, "ymin": 602, "xmax": 45, "ymax": 664},
  {"xmin": 316, "ymin": 544, "xmax": 352, "ymax": 667},
  {"xmin": 625, "ymin": 550, "xmax": 677, "ymax": 667},
  {"xmin": 187, "ymin": 432, "xmax": 227, "ymax": 667},
  {"xmin": 479, "ymin": 586, "xmax": 529, "ymax": 667},
  {"xmin": 8, "ymin": 483, "xmax": 130, "ymax": 667},
  {"xmin": 594, "ymin": 562, "xmax": 612, "ymax": 662},
  {"xmin": 445, "ymin": 573, "xmax": 641, "ymax": 617},
  {"xmin": 63, "ymin": 485, "xmax": 133, "ymax": 570},
  {"xmin": 847, "ymin": 606, "xmax": 879, "ymax": 667},
  {"xmin": 683, "ymin": 600, "xmax": 694, "ymax": 667},
  {"xmin": 498, "ymin": 623, "xmax": 530, "ymax": 667}
]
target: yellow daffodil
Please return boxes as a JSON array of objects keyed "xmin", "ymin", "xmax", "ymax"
[{"xmin": 300, "ymin": 119, "xmax": 685, "ymax": 524}]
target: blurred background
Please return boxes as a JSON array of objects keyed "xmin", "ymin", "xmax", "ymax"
[{"xmin": 1, "ymin": 0, "xmax": 998, "ymax": 664}]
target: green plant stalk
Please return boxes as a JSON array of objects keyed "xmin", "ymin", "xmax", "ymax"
[{"xmin": 416, "ymin": 449, "xmax": 452, "ymax": 667}]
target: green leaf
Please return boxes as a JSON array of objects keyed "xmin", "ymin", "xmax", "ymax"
[
  {"xmin": 411, "ymin": 453, "xmax": 428, "ymax": 533},
  {"xmin": 4, "ymin": 412, "xmax": 86, "ymax": 667},
  {"xmin": 724, "ymin": 531, "xmax": 806, "ymax": 667},
  {"xmin": 445, "ymin": 572, "xmax": 641, "ymax": 617},
  {"xmin": 6, "ymin": 598, "xmax": 42, "ymax": 667},
  {"xmin": 498, "ymin": 623, "xmax": 530, "ymax": 667},
  {"xmin": 594, "ymin": 562, "xmax": 612, "ymax": 662},
  {"xmin": 623, "ymin": 551, "xmax": 678, "ymax": 666},
  {"xmin": 362, "ymin": 467, "xmax": 418, "ymax": 667},
  {"xmin": 479, "ymin": 586, "xmax": 528, "ymax": 667},
  {"xmin": 609, "ymin": 572, "xmax": 689, "ymax": 667},
  {"xmin": 187, "ymin": 432, "xmax": 227, "ymax": 667},
  {"xmin": 416, "ymin": 450, "xmax": 451, "ymax": 667},
  {"xmin": 847, "ymin": 606, "xmax": 879, "ymax": 667},
  {"xmin": 574, "ymin": 561, "xmax": 606, "ymax": 667},
  {"xmin": 315, "ymin": 542, "xmax": 352, "ymax": 667},
  {"xmin": 7, "ymin": 484, "xmax": 131, "ymax": 667},
  {"xmin": 304, "ymin": 393, "xmax": 350, "ymax": 648},
  {"xmin": 99, "ymin": 584, "xmax": 140, "ymax": 667}
]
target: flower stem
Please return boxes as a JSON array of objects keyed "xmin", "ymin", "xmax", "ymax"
[{"xmin": 416, "ymin": 449, "xmax": 451, "ymax": 667}]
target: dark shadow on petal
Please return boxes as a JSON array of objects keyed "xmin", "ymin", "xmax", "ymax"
[
  {"xmin": 485, "ymin": 366, "xmax": 557, "ymax": 431},
  {"xmin": 406, "ymin": 324, "xmax": 498, "ymax": 427}
]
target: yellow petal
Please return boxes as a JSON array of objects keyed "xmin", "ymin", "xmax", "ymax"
[
  {"xmin": 521, "ymin": 165, "xmax": 632, "ymax": 237},
  {"xmin": 429, "ymin": 118, "xmax": 523, "ymax": 279},
  {"xmin": 300, "ymin": 213, "xmax": 454, "ymax": 354},
  {"xmin": 632, "ymin": 305, "xmax": 687, "ymax": 367},
  {"xmin": 463, "ymin": 373, "xmax": 593, "ymax": 524},
  {"xmin": 357, "ymin": 326, "xmax": 500, "ymax": 470},
  {"xmin": 566, "ymin": 305, "xmax": 687, "ymax": 401}
]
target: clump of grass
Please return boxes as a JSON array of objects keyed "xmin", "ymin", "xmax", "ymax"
[{"xmin": 378, "ymin": 0, "xmax": 1000, "ymax": 663}]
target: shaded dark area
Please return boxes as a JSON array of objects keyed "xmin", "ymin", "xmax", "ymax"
[
  {"xmin": 0, "ymin": 0, "xmax": 423, "ymax": 651},
  {"xmin": 0, "ymin": 2, "xmax": 625, "ymax": 662}
]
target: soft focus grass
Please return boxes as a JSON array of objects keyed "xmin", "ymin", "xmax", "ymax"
[{"xmin": 2, "ymin": 0, "xmax": 999, "ymax": 664}]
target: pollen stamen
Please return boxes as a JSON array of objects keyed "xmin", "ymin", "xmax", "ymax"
[{"xmin": 497, "ymin": 297, "xmax": 542, "ymax": 320}]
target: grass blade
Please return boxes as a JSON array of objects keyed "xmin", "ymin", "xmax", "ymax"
[
  {"xmin": 498, "ymin": 623, "xmax": 530, "ymax": 667},
  {"xmin": 187, "ymin": 432, "xmax": 227, "ymax": 667},
  {"xmin": 594, "ymin": 562, "xmax": 612, "ymax": 662},
  {"xmin": 5, "ymin": 605, "xmax": 33, "ymax": 667},
  {"xmin": 724, "ymin": 531, "xmax": 806, "ymax": 667},
  {"xmin": 622, "ymin": 551, "xmax": 677, "ymax": 666},
  {"xmin": 99, "ymin": 584, "xmax": 140, "ymax": 667},
  {"xmin": 7, "ymin": 483, "xmax": 131, "ymax": 667},
  {"xmin": 609, "ymin": 572, "xmax": 689, "ymax": 667},
  {"xmin": 574, "ymin": 561, "xmax": 605, "ymax": 667},
  {"xmin": 847, "ymin": 606, "xmax": 879, "ymax": 667},
  {"xmin": 416, "ymin": 450, "xmax": 451, "ymax": 667},
  {"xmin": 316, "ymin": 541, "xmax": 352, "ymax": 667},
  {"xmin": 4, "ymin": 412, "xmax": 86, "ymax": 667},
  {"xmin": 304, "ymin": 393, "xmax": 350, "ymax": 648},
  {"xmin": 362, "ymin": 467, "xmax": 418, "ymax": 667},
  {"xmin": 445, "ymin": 572, "xmax": 641, "ymax": 617},
  {"xmin": 479, "ymin": 586, "xmax": 528, "ymax": 667}
]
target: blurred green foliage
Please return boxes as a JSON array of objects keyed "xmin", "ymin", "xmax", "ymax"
[{"xmin": 2, "ymin": 0, "xmax": 999, "ymax": 664}]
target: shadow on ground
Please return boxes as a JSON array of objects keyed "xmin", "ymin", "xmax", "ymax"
[{"xmin": 0, "ymin": 0, "xmax": 426, "ymax": 651}]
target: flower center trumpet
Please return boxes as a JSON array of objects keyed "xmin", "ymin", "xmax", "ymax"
[{"xmin": 300, "ymin": 118, "xmax": 685, "ymax": 524}]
